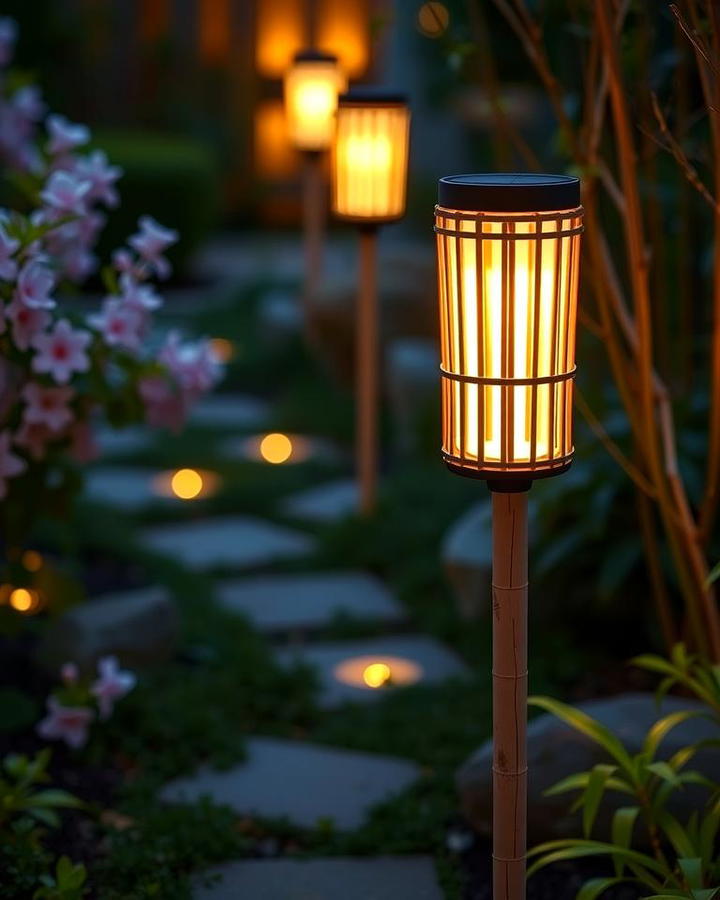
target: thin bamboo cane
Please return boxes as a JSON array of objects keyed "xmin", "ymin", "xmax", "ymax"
[
  {"xmin": 492, "ymin": 489, "xmax": 529, "ymax": 900},
  {"xmin": 302, "ymin": 151, "xmax": 325, "ymax": 340},
  {"xmin": 357, "ymin": 226, "xmax": 379, "ymax": 515}
]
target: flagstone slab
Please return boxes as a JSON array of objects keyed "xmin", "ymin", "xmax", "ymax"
[
  {"xmin": 96, "ymin": 425, "xmax": 152, "ymax": 457},
  {"xmin": 279, "ymin": 478, "xmax": 359, "ymax": 524},
  {"xmin": 190, "ymin": 393, "xmax": 270, "ymax": 429},
  {"xmin": 143, "ymin": 517, "xmax": 316, "ymax": 571},
  {"xmin": 275, "ymin": 635, "xmax": 470, "ymax": 708},
  {"xmin": 161, "ymin": 737, "xmax": 420, "ymax": 831},
  {"xmin": 193, "ymin": 856, "xmax": 443, "ymax": 899},
  {"xmin": 215, "ymin": 571, "xmax": 405, "ymax": 633},
  {"xmin": 84, "ymin": 467, "xmax": 159, "ymax": 511}
]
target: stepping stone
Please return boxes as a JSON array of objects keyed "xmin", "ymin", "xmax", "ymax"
[
  {"xmin": 191, "ymin": 393, "xmax": 270, "ymax": 430},
  {"xmin": 215, "ymin": 571, "xmax": 405, "ymax": 633},
  {"xmin": 96, "ymin": 425, "xmax": 151, "ymax": 457},
  {"xmin": 194, "ymin": 856, "xmax": 443, "ymax": 899},
  {"xmin": 143, "ymin": 516, "xmax": 316, "ymax": 571},
  {"xmin": 161, "ymin": 737, "xmax": 420, "ymax": 831},
  {"xmin": 275, "ymin": 635, "xmax": 470, "ymax": 708},
  {"xmin": 84, "ymin": 467, "xmax": 159, "ymax": 512},
  {"xmin": 279, "ymin": 478, "xmax": 358, "ymax": 524}
]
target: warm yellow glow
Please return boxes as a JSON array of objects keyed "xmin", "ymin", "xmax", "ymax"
[
  {"xmin": 22, "ymin": 550, "xmax": 43, "ymax": 572},
  {"xmin": 260, "ymin": 433, "xmax": 293, "ymax": 464},
  {"xmin": 170, "ymin": 469, "xmax": 204, "ymax": 500},
  {"xmin": 199, "ymin": 0, "xmax": 230, "ymax": 64},
  {"xmin": 362, "ymin": 662, "xmax": 392, "ymax": 688},
  {"xmin": 256, "ymin": 0, "xmax": 305, "ymax": 78},
  {"xmin": 316, "ymin": 0, "xmax": 369, "ymax": 77},
  {"xmin": 284, "ymin": 57, "xmax": 346, "ymax": 151},
  {"xmin": 209, "ymin": 338, "xmax": 236, "ymax": 364},
  {"xmin": 10, "ymin": 588, "xmax": 40, "ymax": 614},
  {"xmin": 254, "ymin": 100, "xmax": 297, "ymax": 179},
  {"xmin": 332, "ymin": 100, "xmax": 410, "ymax": 222},
  {"xmin": 334, "ymin": 655, "xmax": 423, "ymax": 689},
  {"xmin": 417, "ymin": 2, "xmax": 449, "ymax": 37},
  {"xmin": 436, "ymin": 207, "xmax": 583, "ymax": 474}
]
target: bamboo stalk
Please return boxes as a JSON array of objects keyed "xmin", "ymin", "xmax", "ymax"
[
  {"xmin": 356, "ymin": 226, "xmax": 379, "ymax": 515},
  {"xmin": 492, "ymin": 488, "xmax": 529, "ymax": 900}
]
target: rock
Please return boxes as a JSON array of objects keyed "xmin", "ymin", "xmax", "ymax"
[
  {"xmin": 457, "ymin": 692, "xmax": 719, "ymax": 845},
  {"xmin": 161, "ymin": 736, "xmax": 421, "ymax": 831},
  {"xmin": 257, "ymin": 288, "xmax": 303, "ymax": 346},
  {"xmin": 193, "ymin": 856, "xmax": 444, "ymax": 900},
  {"xmin": 386, "ymin": 338, "xmax": 438, "ymax": 454},
  {"xmin": 279, "ymin": 479, "xmax": 359, "ymax": 523},
  {"xmin": 308, "ymin": 242, "xmax": 437, "ymax": 384},
  {"xmin": 36, "ymin": 586, "xmax": 178, "ymax": 673}
]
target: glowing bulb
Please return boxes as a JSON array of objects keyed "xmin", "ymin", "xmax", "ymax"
[
  {"xmin": 22, "ymin": 550, "xmax": 43, "ymax": 572},
  {"xmin": 345, "ymin": 134, "xmax": 392, "ymax": 173},
  {"xmin": 10, "ymin": 588, "xmax": 37, "ymax": 613},
  {"xmin": 209, "ymin": 338, "xmax": 235, "ymax": 363},
  {"xmin": 171, "ymin": 468, "xmax": 204, "ymax": 500},
  {"xmin": 260, "ymin": 433, "xmax": 293, "ymax": 464},
  {"xmin": 362, "ymin": 662, "xmax": 392, "ymax": 689}
]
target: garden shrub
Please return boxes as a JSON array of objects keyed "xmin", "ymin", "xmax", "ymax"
[{"xmin": 92, "ymin": 130, "xmax": 220, "ymax": 278}]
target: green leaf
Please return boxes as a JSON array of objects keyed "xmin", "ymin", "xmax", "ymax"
[
  {"xmin": 647, "ymin": 761, "xmax": 682, "ymax": 788},
  {"xmin": 583, "ymin": 764, "xmax": 617, "ymax": 837},
  {"xmin": 657, "ymin": 811, "xmax": 698, "ymax": 859},
  {"xmin": 699, "ymin": 796, "xmax": 720, "ymax": 864},
  {"xmin": 28, "ymin": 789, "xmax": 83, "ymax": 809},
  {"xmin": 610, "ymin": 806, "xmax": 640, "ymax": 875},
  {"xmin": 644, "ymin": 711, "xmax": 705, "ymax": 760},
  {"xmin": 706, "ymin": 560, "xmax": 720, "ymax": 587},
  {"xmin": 544, "ymin": 771, "xmax": 633, "ymax": 797},
  {"xmin": 527, "ymin": 839, "xmax": 667, "ymax": 878},
  {"xmin": 678, "ymin": 858, "xmax": 703, "ymax": 889},
  {"xmin": 528, "ymin": 697, "xmax": 634, "ymax": 773},
  {"xmin": 632, "ymin": 655, "xmax": 679, "ymax": 677},
  {"xmin": 576, "ymin": 877, "xmax": 636, "ymax": 900}
]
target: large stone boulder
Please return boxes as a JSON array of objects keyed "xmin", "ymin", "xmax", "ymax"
[
  {"xmin": 386, "ymin": 338, "xmax": 438, "ymax": 454},
  {"xmin": 457, "ymin": 693, "xmax": 719, "ymax": 845},
  {"xmin": 36, "ymin": 586, "xmax": 178, "ymax": 674},
  {"xmin": 442, "ymin": 501, "xmax": 493, "ymax": 621}
]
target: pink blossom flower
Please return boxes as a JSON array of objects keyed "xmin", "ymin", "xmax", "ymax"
[
  {"xmin": 161, "ymin": 332, "xmax": 221, "ymax": 398},
  {"xmin": 0, "ymin": 429, "xmax": 25, "ymax": 498},
  {"xmin": 40, "ymin": 170, "xmax": 91, "ymax": 216},
  {"xmin": 139, "ymin": 376, "xmax": 187, "ymax": 432},
  {"xmin": 68, "ymin": 421, "xmax": 99, "ymax": 464},
  {"xmin": 32, "ymin": 318, "xmax": 91, "ymax": 384},
  {"xmin": 119, "ymin": 273, "xmax": 162, "ymax": 312},
  {"xmin": 14, "ymin": 421, "xmax": 53, "ymax": 461},
  {"xmin": 128, "ymin": 216, "xmax": 178, "ymax": 279},
  {"xmin": 14, "ymin": 259, "xmax": 55, "ymax": 310},
  {"xmin": 0, "ymin": 220, "xmax": 19, "ymax": 280},
  {"xmin": 46, "ymin": 114, "xmax": 89, "ymax": 157},
  {"xmin": 74, "ymin": 150, "xmax": 121, "ymax": 207},
  {"xmin": 112, "ymin": 248, "xmax": 141, "ymax": 277},
  {"xmin": 22, "ymin": 382, "xmax": 74, "ymax": 432},
  {"xmin": 61, "ymin": 662, "xmax": 79, "ymax": 685},
  {"xmin": 91, "ymin": 656, "xmax": 136, "ymax": 720},
  {"xmin": 88, "ymin": 298, "xmax": 143, "ymax": 352},
  {"xmin": 0, "ymin": 17, "xmax": 17, "ymax": 67},
  {"xmin": 6, "ymin": 297, "xmax": 51, "ymax": 350},
  {"xmin": 36, "ymin": 696, "xmax": 94, "ymax": 749}
]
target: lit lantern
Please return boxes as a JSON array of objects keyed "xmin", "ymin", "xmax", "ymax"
[
  {"xmin": 435, "ymin": 173, "xmax": 583, "ymax": 900},
  {"xmin": 331, "ymin": 89, "xmax": 411, "ymax": 515},
  {"xmin": 435, "ymin": 174, "xmax": 583, "ymax": 482},
  {"xmin": 284, "ymin": 50, "xmax": 345, "ymax": 153},
  {"xmin": 332, "ymin": 89, "xmax": 411, "ymax": 224}
]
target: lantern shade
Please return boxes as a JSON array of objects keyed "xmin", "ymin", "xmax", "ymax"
[
  {"xmin": 284, "ymin": 50, "xmax": 346, "ymax": 152},
  {"xmin": 332, "ymin": 90, "xmax": 410, "ymax": 224},
  {"xmin": 435, "ymin": 174, "xmax": 583, "ymax": 481}
]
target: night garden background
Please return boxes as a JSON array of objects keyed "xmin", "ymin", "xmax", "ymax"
[{"xmin": 0, "ymin": 2, "xmax": 719, "ymax": 899}]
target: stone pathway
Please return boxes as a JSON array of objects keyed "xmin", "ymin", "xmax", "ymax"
[
  {"xmin": 95, "ymin": 424, "xmax": 152, "ymax": 458},
  {"xmin": 161, "ymin": 737, "xmax": 420, "ymax": 831},
  {"xmin": 143, "ymin": 516, "xmax": 316, "ymax": 571},
  {"xmin": 274, "ymin": 635, "xmax": 470, "ymax": 709},
  {"xmin": 279, "ymin": 478, "xmax": 359, "ymax": 524},
  {"xmin": 84, "ymin": 467, "xmax": 161, "ymax": 512},
  {"xmin": 190, "ymin": 393, "xmax": 270, "ymax": 430},
  {"xmin": 215, "ymin": 571, "xmax": 405, "ymax": 633},
  {"xmin": 194, "ymin": 856, "xmax": 443, "ymax": 900}
]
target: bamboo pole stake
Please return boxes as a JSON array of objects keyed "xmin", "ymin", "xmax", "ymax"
[
  {"xmin": 491, "ymin": 488, "xmax": 529, "ymax": 900},
  {"xmin": 302, "ymin": 150, "xmax": 325, "ymax": 341},
  {"xmin": 356, "ymin": 226, "xmax": 379, "ymax": 515}
]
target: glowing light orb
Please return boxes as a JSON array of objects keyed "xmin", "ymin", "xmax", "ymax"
[
  {"xmin": 22, "ymin": 550, "xmax": 43, "ymax": 572},
  {"xmin": 171, "ymin": 468, "xmax": 204, "ymax": 500},
  {"xmin": 362, "ymin": 662, "xmax": 392, "ymax": 688},
  {"xmin": 260, "ymin": 433, "xmax": 293, "ymax": 464},
  {"xmin": 210, "ymin": 338, "xmax": 235, "ymax": 363},
  {"xmin": 9, "ymin": 588, "xmax": 41, "ymax": 614}
]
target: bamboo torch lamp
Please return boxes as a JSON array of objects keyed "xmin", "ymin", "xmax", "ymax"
[
  {"xmin": 331, "ymin": 89, "xmax": 411, "ymax": 514},
  {"xmin": 435, "ymin": 174, "xmax": 583, "ymax": 900},
  {"xmin": 284, "ymin": 50, "xmax": 346, "ymax": 313}
]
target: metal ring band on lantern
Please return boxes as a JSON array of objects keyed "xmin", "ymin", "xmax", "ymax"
[
  {"xmin": 433, "ymin": 204, "xmax": 584, "ymax": 223},
  {"xmin": 440, "ymin": 366, "xmax": 576, "ymax": 387},
  {"xmin": 434, "ymin": 224, "xmax": 584, "ymax": 240}
]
